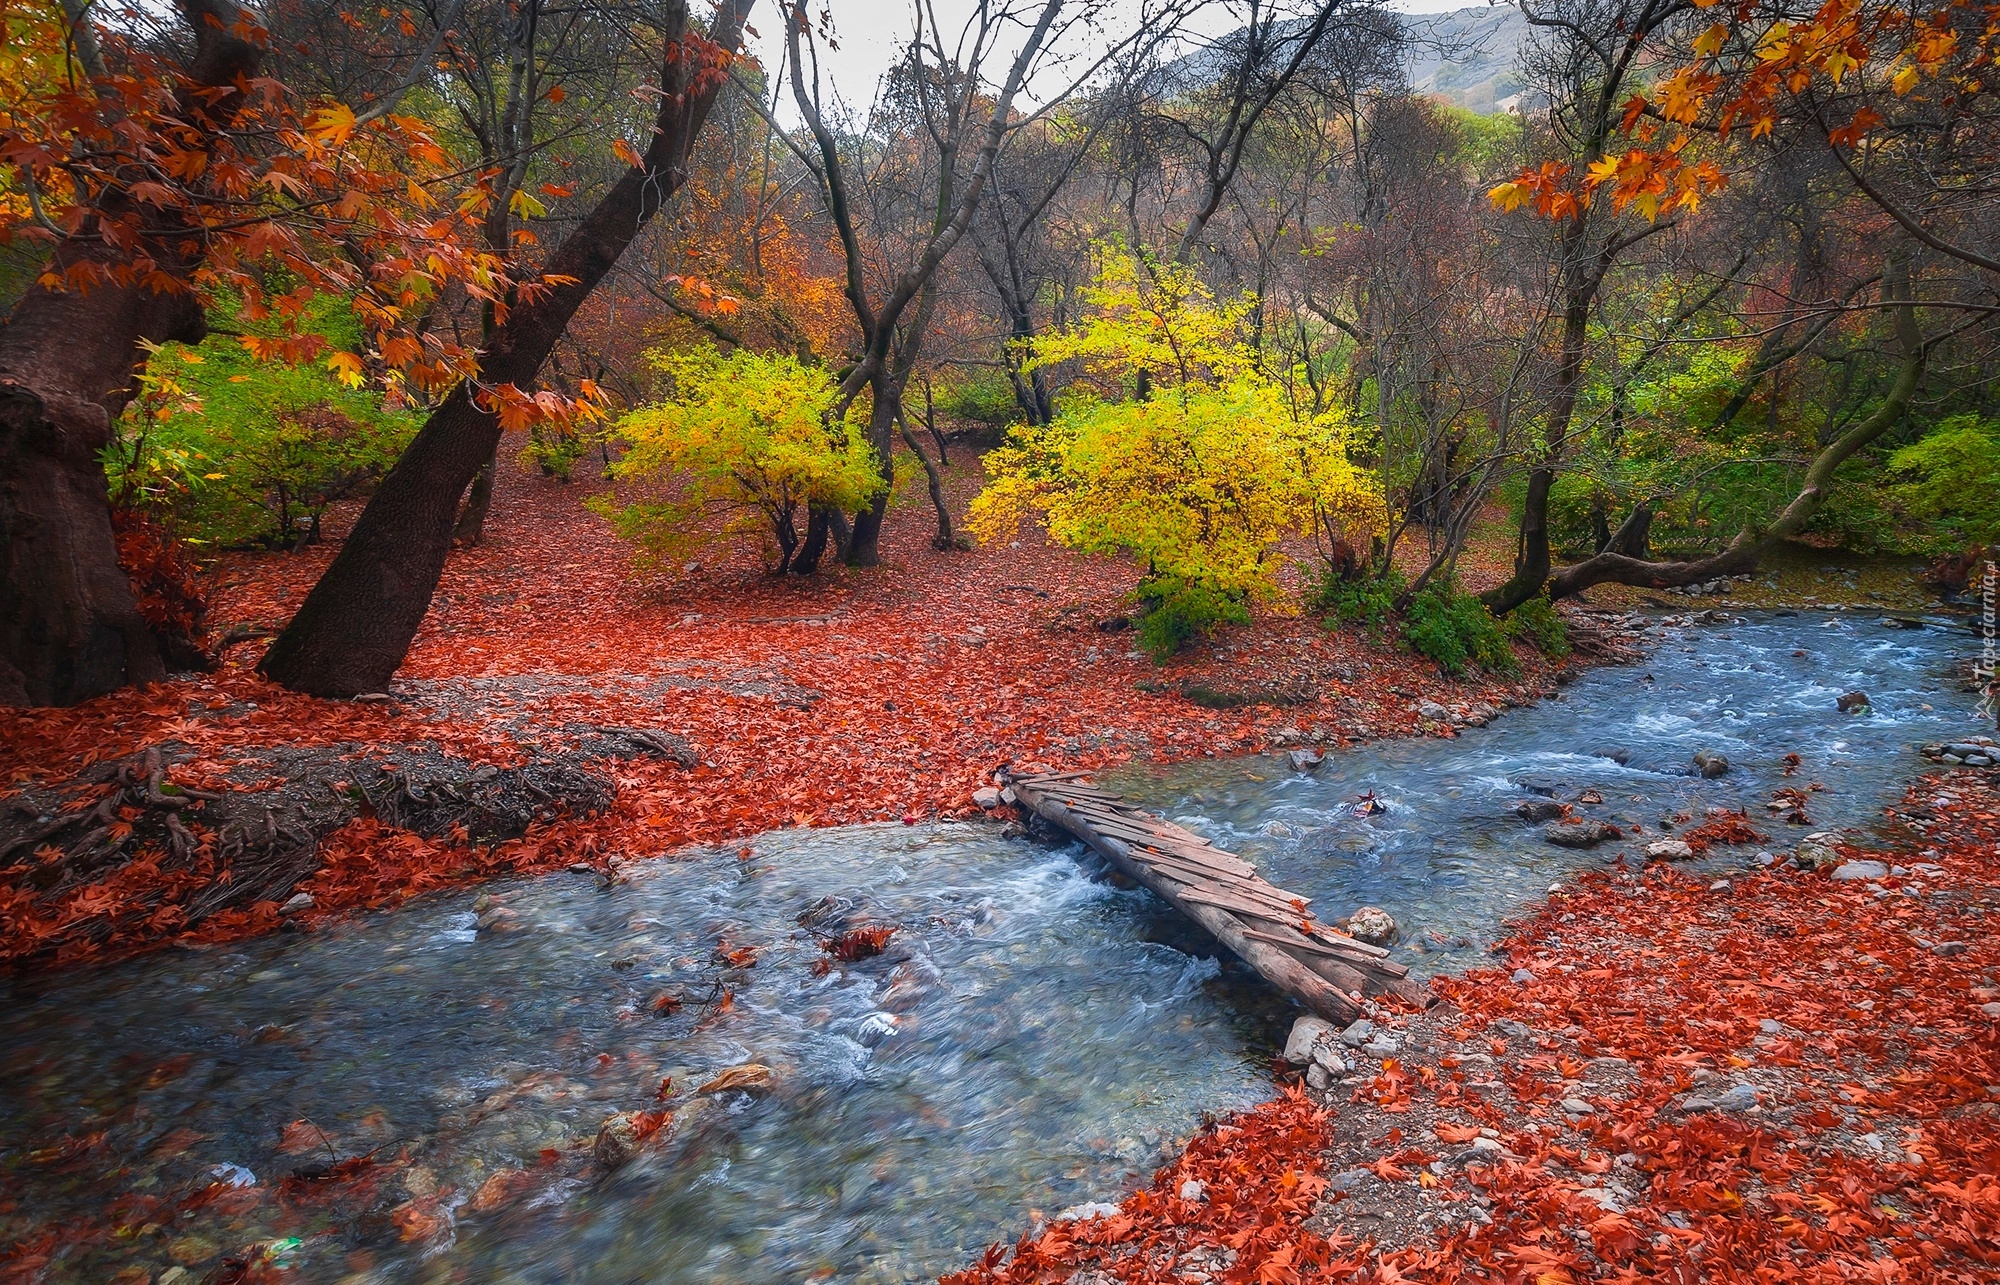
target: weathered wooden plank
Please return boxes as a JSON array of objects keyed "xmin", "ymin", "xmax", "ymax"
[
  {"xmin": 1114, "ymin": 841, "xmax": 1260, "ymax": 883},
  {"xmin": 1240, "ymin": 926, "xmax": 1409, "ymax": 977}
]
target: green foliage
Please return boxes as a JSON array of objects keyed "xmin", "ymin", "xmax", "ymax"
[
  {"xmin": 939, "ymin": 369, "xmax": 1020, "ymax": 427},
  {"xmin": 1309, "ymin": 568, "xmax": 1401, "ymax": 628},
  {"xmin": 1504, "ymin": 595, "xmax": 1570, "ymax": 659},
  {"xmin": 521, "ymin": 423, "xmax": 598, "ymax": 483},
  {"xmin": 104, "ymin": 305, "xmax": 420, "ymax": 548},
  {"xmin": 1887, "ymin": 415, "xmax": 2000, "ymax": 549},
  {"xmin": 1136, "ymin": 576, "xmax": 1252, "ymax": 661},
  {"xmin": 1405, "ymin": 582, "xmax": 1517, "ymax": 677},
  {"xmin": 596, "ymin": 346, "xmax": 884, "ymax": 571}
]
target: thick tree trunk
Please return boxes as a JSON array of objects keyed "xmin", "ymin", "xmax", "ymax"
[
  {"xmin": 793, "ymin": 506, "xmax": 830, "ymax": 575},
  {"xmin": 845, "ymin": 372, "xmax": 898, "ymax": 567},
  {"xmin": 0, "ymin": 0, "xmax": 262, "ymax": 706},
  {"xmin": 259, "ymin": 0, "xmax": 752, "ymax": 696}
]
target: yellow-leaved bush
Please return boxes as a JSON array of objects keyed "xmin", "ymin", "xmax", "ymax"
[
  {"xmin": 592, "ymin": 346, "xmax": 884, "ymax": 574},
  {"xmin": 970, "ymin": 246, "xmax": 1386, "ymax": 657}
]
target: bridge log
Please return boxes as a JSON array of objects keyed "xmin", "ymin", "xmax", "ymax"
[{"xmin": 1006, "ymin": 772, "xmax": 1417, "ymax": 1026}]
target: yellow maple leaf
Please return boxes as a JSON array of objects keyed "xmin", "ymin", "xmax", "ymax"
[
  {"xmin": 326, "ymin": 351, "xmax": 364, "ymax": 388},
  {"xmin": 310, "ymin": 102, "xmax": 358, "ymax": 145}
]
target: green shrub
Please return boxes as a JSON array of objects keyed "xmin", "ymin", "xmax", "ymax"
[
  {"xmin": 1136, "ymin": 575, "xmax": 1250, "ymax": 660},
  {"xmin": 1504, "ymin": 595, "xmax": 1570, "ymax": 659},
  {"xmin": 942, "ymin": 369, "xmax": 1023, "ymax": 427},
  {"xmin": 1309, "ymin": 567, "xmax": 1401, "ymax": 627},
  {"xmin": 1405, "ymin": 582, "xmax": 1517, "ymax": 677},
  {"xmin": 105, "ymin": 309, "xmax": 420, "ymax": 548},
  {"xmin": 522, "ymin": 422, "xmax": 598, "ymax": 482},
  {"xmin": 1887, "ymin": 415, "xmax": 2000, "ymax": 549}
]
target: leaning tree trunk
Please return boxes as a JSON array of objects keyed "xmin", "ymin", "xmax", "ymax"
[
  {"xmin": 258, "ymin": 0, "xmax": 751, "ymax": 696},
  {"xmin": 0, "ymin": 0, "xmax": 262, "ymax": 707},
  {"xmin": 1483, "ymin": 227, "xmax": 1593, "ymax": 616}
]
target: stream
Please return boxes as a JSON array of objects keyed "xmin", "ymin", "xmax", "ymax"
[{"xmin": 0, "ymin": 611, "xmax": 1984, "ymax": 1283}]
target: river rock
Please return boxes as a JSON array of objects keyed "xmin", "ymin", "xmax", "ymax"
[
  {"xmin": 1283, "ymin": 1016, "xmax": 1337, "ymax": 1065},
  {"xmin": 972, "ymin": 786, "xmax": 1004, "ymax": 810},
  {"xmin": 1794, "ymin": 831, "xmax": 1845, "ymax": 870},
  {"xmin": 1417, "ymin": 700, "xmax": 1451, "ymax": 723},
  {"xmin": 1715, "ymin": 1083, "xmax": 1760, "ymax": 1112},
  {"xmin": 279, "ymin": 892, "xmax": 315, "ymax": 914},
  {"xmin": 1514, "ymin": 799, "xmax": 1567, "ymax": 823},
  {"xmin": 1837, "ymin": 690, "xmax": 1872, "ymax": 713},
  {"xmin": 1644, "ymin": 839, "xmax": 1695, "ymax": 861},
  {"xmin": 1289, "ymin": 748, "xmax": 1325, "ymax": 772},
  {"xmin": 1056, "ymin": 1201, "xmax": 1123, "ymax": 1222},
  {"xmin": 1693, "ymin": 749, "xmax": 1730, "ymax": 778},
  {"xmin": 594, "ymin": 1111, "xmax": 656, "ymax": 1168},
  {"xmin": 1593, "ymin": 747, "xmax": 1633, "ymax": 765},
  {"xmin": 1544, "ymin": 820, "xmax": 1624, "ymax": 848},
  {"xmin": 1830, "ymin": 860, "xmax": 1890, "ymax": 881},
  {"xmin": 1179, "ymin": 1179, "xmax": 1207, "ymax": 1202},
  {"xmin": 1338, "ymin": 1019, "xmax": 1375, "ymax": 1047},
  {"xmin": 1306, "ymin": 1063, "xmax": 1332, "ymax": 1090},
  {"xmin": 1344, "ymin": 905, "xmax": 1396, "ymax": 945},
  {"xmin": 696, "ymin": 1063, "xmax": 776, "ymax": 1096}
]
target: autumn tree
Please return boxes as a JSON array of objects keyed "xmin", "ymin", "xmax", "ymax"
[
  {"xmin": 774, "ymin": 0, "xmax": 1169, "ymax": 568},
  {"xmin": 970, "ymin": 246, "xmax": 1385, "ymax": 656},
  {"xmin": 596, "ymin": 345, "xmax": 883, "ymax": 572},
  {"xmin": 0, "ymin": 0, "xmax": 503, "ymax": 706},
  {"xmin": 1485, "ymin": 0, "xmax": 1995, "ymax": 600},
  {"xmin": 258, "ymin": 0, "xmax": 755, "ymax": 696}
]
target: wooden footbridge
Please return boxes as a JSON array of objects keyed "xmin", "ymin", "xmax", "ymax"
[{"xmin": 1002, "ymin": 770, "xmax": 1426, "ymax": 1025}]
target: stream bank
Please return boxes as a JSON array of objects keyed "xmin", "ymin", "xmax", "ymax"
[
  {"xmin": 946, "ymin": 768, "xmax": 2000, "ymax": 1284},
  {"xmin": 0, "ymin": 608, "xmax": 1986, "ymax": 1282}
]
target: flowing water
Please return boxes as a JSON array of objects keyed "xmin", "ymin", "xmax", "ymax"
[{"xmin": 0, "ymin": 612, "xmax": 1984, "ymax": 1283}]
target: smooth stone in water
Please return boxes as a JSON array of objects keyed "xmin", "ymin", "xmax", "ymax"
[
  {"xmin": 1693, "ymin": 749, "xmax": 1730, "ymax": 778},
  {"xmin": 1837, "ymin": 690, "xmax": 1872, "ymax": 713},
  {"xmin": 1644, "ymin": 839, "xmax": 1695, "ymax": 861},
  {"xmin": 1345, "ymin": 905, "xmax": 1396, "ymax": 945},
  {"xmin": 1513, "ymin": 799, "xmax": 1566, "ymax": 823}
]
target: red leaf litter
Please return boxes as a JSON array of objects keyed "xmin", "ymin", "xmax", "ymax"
[
  {"xmin": 0, "ymin": 459, "xmax": 1560, "ymax": 967},
  {"xmin": 942, "ymin": 770, "xmax": 2000, "ymax": 1283}
]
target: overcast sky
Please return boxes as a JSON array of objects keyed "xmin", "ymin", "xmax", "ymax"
[{"xmin": 744, "ymin": 0, "xmax": 1495, "ymax": 120}]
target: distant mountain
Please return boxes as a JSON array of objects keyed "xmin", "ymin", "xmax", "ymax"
[
  {"xmin": 1402, "ymin": 5, "xmax": 1529, "ymax": 113},
  {"xmin": 1149, "ymin": 4, "xmax": 1530, "ymax": 116}
]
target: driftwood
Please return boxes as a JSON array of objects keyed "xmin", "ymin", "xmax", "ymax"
[{"xmin": 1005, "ymin": 771, "xmax": 1429, "ymax": 1025}]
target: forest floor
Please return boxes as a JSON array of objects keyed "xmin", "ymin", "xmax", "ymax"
[
  {"xmin": 3, "ymin": 445, "xmax": 1585, "ymax": 969},
  {"xmin": 943, "ymin": 769, "xmax": 2000, "ymax": 1284}
]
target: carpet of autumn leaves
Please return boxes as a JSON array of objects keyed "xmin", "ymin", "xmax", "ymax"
[
  {"xmin": 943, "ymin": 769, "xmax": 2000, "ymax": 1284},
  {"xmin": 0, "ymin": 453, "xmax": 1558, "ymax": 967}
]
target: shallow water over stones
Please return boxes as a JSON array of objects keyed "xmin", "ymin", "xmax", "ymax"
[{"xmin": 0, "ymin": 611, "xmax": 1983, "ymax": 1282}]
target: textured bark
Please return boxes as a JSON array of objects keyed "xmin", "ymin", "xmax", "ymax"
[
  {"xmin": 0, "ymin": 0, "xmax": 262, "ymax": 706},
  {"xmin": 259, "ymin": 0, "xmax": 752, "ymax": 696}
]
